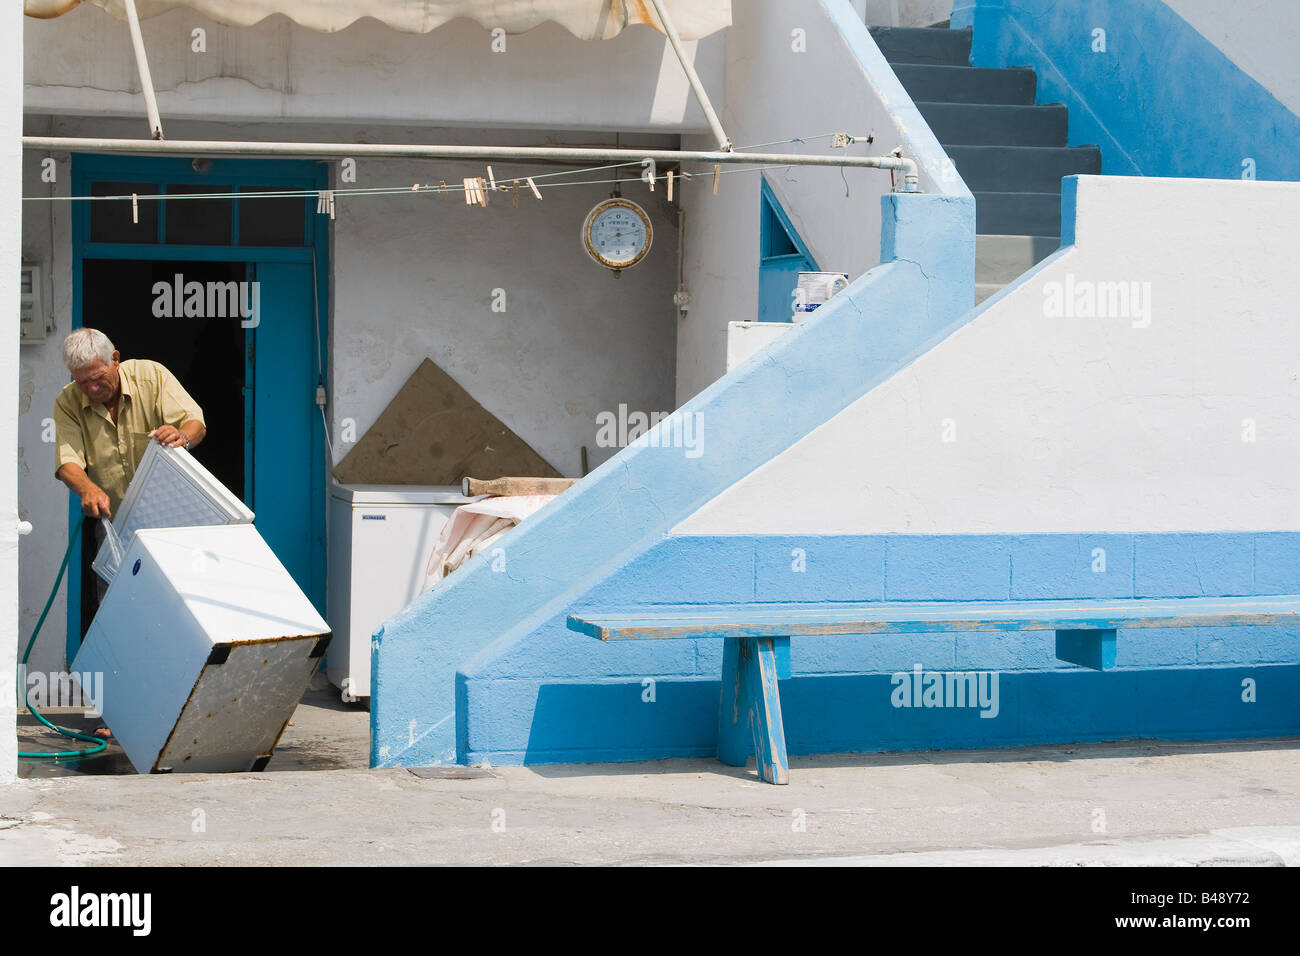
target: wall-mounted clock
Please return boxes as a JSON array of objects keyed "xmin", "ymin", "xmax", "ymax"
[{"xmin": 581, "ymin": 198, "xmax": 653, "ymax": 272}]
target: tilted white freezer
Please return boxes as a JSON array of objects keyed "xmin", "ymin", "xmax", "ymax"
[
  {"xmin": 326, "ymin": 484, "xmax": 474, "ymax": 700},
  {"xmin": 72, "ymin": 523, "xmax": 330, "ymax": 774}
]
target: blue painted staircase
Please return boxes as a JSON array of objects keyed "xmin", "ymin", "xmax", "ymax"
[{"xmin": 871, "ymin": 22, "xmax": 1101, "ymax": 302}]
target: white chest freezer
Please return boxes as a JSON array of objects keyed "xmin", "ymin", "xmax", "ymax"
[
  {"xmin": 326, "ymin": 484, "xmax": 474, "ymax": 700},
  {"xmin": 72, "ymin": 523, "xmax": 330, "ymax": 774}
]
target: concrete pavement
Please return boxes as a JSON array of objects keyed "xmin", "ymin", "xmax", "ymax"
[{"xmin": 4, "ymin": 676, "xmax": 1299, "ymax": 865}]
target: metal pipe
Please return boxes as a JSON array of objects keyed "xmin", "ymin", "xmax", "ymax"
[
  {"xmin": 20, "ymin": 136, "xmax": 921, "ymax": 190},
  {"xmin": 122, "ymin": 0, "xmax": 164, "ymax": 140},
  {"xmin": 649, "ymin": 0, "xmax": 731, "ymax": 152}
]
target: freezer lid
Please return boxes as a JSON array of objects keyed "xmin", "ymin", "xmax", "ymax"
[
  {"xmin": 93, "ymin": 442, "xmax": 253, "ymax": 584},
  {"xmin": 330, "ymin": 483, "xmax": 476, "ymax": 505},
  {"xmin": 125, "ymin": 524, "xmax": 329, "ymax": 639}
]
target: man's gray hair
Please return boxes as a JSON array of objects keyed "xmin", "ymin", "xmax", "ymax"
[{"xmin": 62, "ymin": 328, "xmax": 115, "ymax": 372}]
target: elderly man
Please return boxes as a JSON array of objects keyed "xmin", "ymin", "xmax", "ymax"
[
  {"xmin": 54, "ymin": 328, "xmax": 206, "ymax": 520},
  {"xmin": 54, "ymin": 328, "xmax": 207, "ymax": 741}
]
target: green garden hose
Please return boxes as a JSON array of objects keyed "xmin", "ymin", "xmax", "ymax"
[{"xmin": 17, "ymin": 513, "xmax": 108, "ymax": 759}]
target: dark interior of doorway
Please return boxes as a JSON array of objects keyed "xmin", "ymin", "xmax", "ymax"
[{"xmin": 78, "ymin": 259, "xmax": 247, "ymax": 635}]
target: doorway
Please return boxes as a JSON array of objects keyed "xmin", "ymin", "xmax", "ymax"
[
  {"xmin": 68, "ymin": 156, "xmax": 329, "ymax": 657},
  {"xmin": 76, "ymin": 259, "xmax": 249, "ymax": 634}
]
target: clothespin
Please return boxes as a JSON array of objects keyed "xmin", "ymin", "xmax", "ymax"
[
  {"xmin": 487, "ymin": 166, "xmax": 497, "ymax": 191},
  {"xmin": 411, "ymin": 183, "xmax": 420, "ymax": 192},
  {"xmin": 667, "ymin": 169, "xmax": 674, "ymax": 203},
  {"xmin": 712, "ymin": 165, "xmax": 721, "ymax": 195},
  {"xmin": 131, "ymin": 193, "xmax": 138, "ymax": 224},
  {"xmin": 512, "ymin": 180, "xmax": 520, "ymax": 208},
  {"xmin": 478, "ymin": 178, "xmax": 488, "ymax": 207},
  {"xmin": 439, "ymin": 180, "xmax": 447, "ymax": 198},
  {"xmin": 316, "ymin": 189, "xmax": 335, "ymax": 219},
  {"xmin": 464, "ymin": 177, "xmax": 487, "ymax": 206},
  {"xmin": 526, "ymin": 177, "xmax": 542, "ymax": 201}
]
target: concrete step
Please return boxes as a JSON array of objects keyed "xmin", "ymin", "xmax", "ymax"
[
  {"xmin": 974, "ymin": 191, "xmax": 1061, "ymax": 236},
  {"xmin": 893, "ymin": 64, "xmax": 1037, "ymax": 105},
  {"xmin": 870, "ymin": 25, "xmax": 971, "ymax": 66},
  {"xmin": 948, "ymin": 144, "xmax": 1101, "ymax": 193},
  {"xmin": 976, "ymin": 234, "xmax": 1059, "ymax": 285},
  {"xmin": 916, "ymin": 102, "xmax": 1068, "ymax": 146}
]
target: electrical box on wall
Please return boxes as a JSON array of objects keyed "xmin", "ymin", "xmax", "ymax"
[{"xmin": 20, "ymin": 263, "xmax": 47, "ymax": 343}]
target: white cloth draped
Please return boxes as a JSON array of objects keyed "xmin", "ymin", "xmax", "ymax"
[
  {"xmin": 424, "ymin": 494, "xmax": 557, "ymax": 587},
  {"xmin": 25, "ymin": 0, "xmax": 731, "ymax": 40}
]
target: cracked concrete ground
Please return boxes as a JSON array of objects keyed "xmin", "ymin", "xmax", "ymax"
[{"xmin": 4, "ymin": 678, "xmax": 1299, "ymax": 865}]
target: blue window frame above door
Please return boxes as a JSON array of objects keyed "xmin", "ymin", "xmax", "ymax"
[{"xmin": 75, "ymin": 155, "xmax": 320, "ymax": 253}]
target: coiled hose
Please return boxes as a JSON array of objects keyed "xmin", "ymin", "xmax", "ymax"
[{"xmin": 17, "ymin": 513, "xmax": 108, "ymax": 759}]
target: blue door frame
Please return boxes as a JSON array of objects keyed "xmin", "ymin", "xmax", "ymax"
[{"xmin": 67, "ymin": 156, "xmax": 330, "ymax": 662}]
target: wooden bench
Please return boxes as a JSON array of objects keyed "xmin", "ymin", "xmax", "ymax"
[{"xmin": 568, "ymin": 595, "xmax": 1300, "ymax": 785}]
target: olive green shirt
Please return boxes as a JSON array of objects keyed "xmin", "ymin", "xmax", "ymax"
[{"xmin": 53, "ymin": 358, "xmax": 205, "ymax": 513}]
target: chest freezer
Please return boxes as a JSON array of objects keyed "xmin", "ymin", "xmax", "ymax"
[
  {"xmin": 327, "ymin": 484, "xmax": 474, "ymax": 700},
  {"xmin": 72, "ymin": 523, "xmax": 330, "ymax": 774}
]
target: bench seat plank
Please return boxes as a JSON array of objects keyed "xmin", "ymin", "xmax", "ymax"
[{"xmin": 569, "ymin": 595, "xmax": 1300, "ymax": 642}]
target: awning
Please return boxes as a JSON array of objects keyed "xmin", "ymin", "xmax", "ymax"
[{"xmin": 24, "ymin": 0, "xmax": 731, "ymax": 40}]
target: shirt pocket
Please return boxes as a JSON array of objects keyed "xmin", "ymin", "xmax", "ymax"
[{"xmin": 130, "ymin": 431, "xmax": 154, "ymax": 468}]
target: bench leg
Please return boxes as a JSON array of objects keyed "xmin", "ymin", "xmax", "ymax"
[
  {"xmin": 1055, "ymin": 628, "xmax": 1117, "ymax": 671},
  {"xmin": 718, "ymin": 636, "xmax": 790, "ymax": 785}
]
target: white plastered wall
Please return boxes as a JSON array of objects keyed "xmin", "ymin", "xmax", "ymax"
[
  {"xmin": 327, "ymin": 140, "xmax": 681, "ymax": 480},
  {"xmin": 2, "ymin": 6, "xmax": 23, "ymax": 783},
  {"xmin": 679, "ymin": 176, "xmax": 1300, "ymax": 535},
  {"xmin": 862, "ymin": 0, "xmax": 955, "ymax": 27}
]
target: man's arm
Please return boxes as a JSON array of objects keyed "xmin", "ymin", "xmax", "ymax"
[
  {"xmin": 52, "ymin": 392, "xmax": 110, "ymax": 517},
  {"xmin": 151, "ymin": 362, "xmax": 206, "ymax": 451},
  {"xmin": 55, "ymin": 462, "xmax": 112, "ymax": 519}
]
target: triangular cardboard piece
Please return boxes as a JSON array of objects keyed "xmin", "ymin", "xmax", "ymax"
[{"xmin": 332, "ymin": 358, "xmax": 561, "ymax": 485}]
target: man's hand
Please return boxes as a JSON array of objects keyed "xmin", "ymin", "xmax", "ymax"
[
  {"xmin": 149, "ymin": 421, "xmax": 204, "ymax": 450},
  {"xmin": 80, "ymin": 485, "xmax": 111, "ymax": 519},
  {"xmin": 56, "ymin": 463, "xmax": 112, "ymax": 518},
  {"xmin": 149, "ymin": 425, "xmax": 188, "ymax": 448}
]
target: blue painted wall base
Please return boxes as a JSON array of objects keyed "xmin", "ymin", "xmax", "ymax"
[
  {"xmin": 454, "ymin": 531, "xmax": 1300, "ymax": 765},
  {"xmin": 459, "ymin": 666, "xmax": 1299, "ymax": 767}
]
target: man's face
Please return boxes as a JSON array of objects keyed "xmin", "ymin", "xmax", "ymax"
[{"xmin": 71, "ymin": 352, "xmax": 121, "ymax": 406}]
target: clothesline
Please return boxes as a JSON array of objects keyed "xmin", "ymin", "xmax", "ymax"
[{"xmin": 21, "ymin": 131, "xmax": 871, "ymax": 204}]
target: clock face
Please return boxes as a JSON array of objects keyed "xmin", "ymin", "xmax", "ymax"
[{"xmin": 582, "ymin": 199, "xmax": 653, "ymax": 270}]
